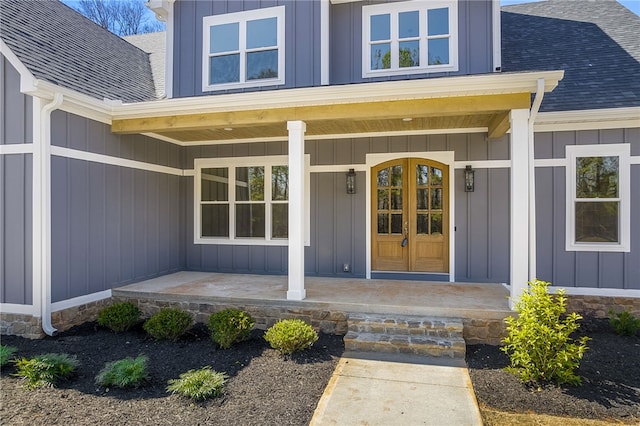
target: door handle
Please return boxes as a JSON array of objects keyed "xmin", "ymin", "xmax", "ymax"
[{"xmin": 401, "ymin": 221, "xmax": 408, "ymax": 247}]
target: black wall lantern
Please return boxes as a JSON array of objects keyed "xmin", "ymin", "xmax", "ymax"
[
  {"xmin": 346, "ymin": 168, "xmax": 356, "ymax": 194},
  {"xmin": 464, "ymin": 165, "xmax": 475, "ymax": 192}
]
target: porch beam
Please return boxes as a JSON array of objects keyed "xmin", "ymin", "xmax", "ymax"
[
  {"xmin": 111, "ymin": 93, "xmax": 531, "ymax": 134},
  {"xmin": 287, "ymin": 121, "xmax": 306, "ymax": 300},
  {"xmin": 509, "ymin": 109, "xmax": 530, "ymax": 309},
  {"xmin": 487, "ymin": 111, "xmax": 510, "ymax": 139}
]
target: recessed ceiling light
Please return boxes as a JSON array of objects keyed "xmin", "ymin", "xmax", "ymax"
[
  {"xmin": 402, "ymin": 118, "xmax": 413, "ymax": 122},
  {"xmin": 223, "ymin": 127, "xmax": 233, "ymax": 131}
]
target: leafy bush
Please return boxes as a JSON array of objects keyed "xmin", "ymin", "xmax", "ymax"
[
  {"xmin": 609, "ymin": 309, "xmax": 640, "ymax": 336},
  {"xmin": 95, "ymin": 355, "xmax": 149, "ymax": 388},
  {"xmin": 143, "ymin": 308, "xmax": 193, "ymax": 341},
  {"xmin": 208, "ymin": 309, "xmax": 255, "ymax": 349},
  {"xmin": 166, "ymin": 367, "xmax": 228, "ymax": 401},
  {"xmin": 97, "ymin": 302, "xmax": 141, "ymax": 332},
  {"xmin": 501, "ymin": 280, "xmax": 590, "ymax": 385},
  {"xmin": 264, "ymin": 319, "xmax": 318, "ymax": 355},
  {"xmin": 0, "ymin": 345, "xmax": 18, "ymax": 367},
  {"xmin": 14, "ymin": 353, "xmax": 79, "ymax": 389}
]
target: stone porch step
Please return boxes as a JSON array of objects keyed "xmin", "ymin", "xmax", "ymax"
[{"xmin": 344, "ymin": 313, "xmax": 466, "ymax": 358}]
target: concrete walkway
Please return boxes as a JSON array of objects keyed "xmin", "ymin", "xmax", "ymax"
[{"xmin": 310, "ymin": 352, "xmax": 483, "ymax": 426}]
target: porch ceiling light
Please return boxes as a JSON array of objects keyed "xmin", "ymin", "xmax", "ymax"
[
  {"xmin": 465, "ymin": 165, "xmax": 475, "ymax": 192},
  {"xmin": 223, "ymin": 127, "xmax": 233, "ymax": 131},
  {"xmin": 346, "ymin": 168, "xmax": 356, "ymax": 194},
  {"xmin": 402, "ymin": 117, "xmax": 413, "ymax": 122}
]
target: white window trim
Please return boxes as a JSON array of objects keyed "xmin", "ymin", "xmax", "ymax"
[
  {"xmin": 565, "ymin": 144, "xmax": 630, "ymax": 252},
  {"xmin": 362, "ymin": 0, "xmax": 458, "ymax": 78},
  {"xmin": 202, "ymin": 6, "xmax": 285, "ymax": 92},
  {"xmin": 194, "ymin": 155, "xmax": 310, "ymax": 246}
]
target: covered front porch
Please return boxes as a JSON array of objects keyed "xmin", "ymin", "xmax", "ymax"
[{"xmin": 112, "ymin": 271, "xmax": 511, "ymax": 345}]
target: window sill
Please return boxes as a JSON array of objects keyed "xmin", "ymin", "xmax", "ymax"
[
  {"xmin": 362, "ymin": 65, "xmax": 458, "ymax": 79},
  {"xmin": 565, "ymin": 242, "xmax": 630, "ymax": 253},
  {"xmin": 202, "ymin": 77, "xmax": 284, "ymax": 92},
  {"xmin": 195, "ymin": 237, "xmax": 310, "ymax": 247}
]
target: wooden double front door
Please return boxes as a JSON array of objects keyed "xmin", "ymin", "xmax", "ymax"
[{"xmin": 371, "ymin": 158, "xmax": 449, "ymax": 273}]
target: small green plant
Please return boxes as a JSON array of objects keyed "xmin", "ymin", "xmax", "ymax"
[
  {"xmin": 501, "ymin": 280, "xmax": 590, "ymax": 385},
  {"xmin": 166, "ymin": 367, "xmax": 228, "ymax": 401},
  {"xmin": 143, "ymin": 308, "xmax": 193, "ymax": 341},
  {"xmin": 0, "ymin": 345, "xmax": 18, "ymax": 367},
  {"xmin": 95, "ymin": 355, "xmax": 149, "ymax": 388},
  {"xmin": 14, "ymin": 353, "xmax": 79, "ymax": 389},
  {"xmin": 208, "ymin": 309, "xmax": 255, "ymax": 349},
  {"xmin": 97, "ymin": 302, "xmax": 141, "ymax": 332},
  {"xmin": 609, "ymin": 309, "xmax": 640, "ymax": 336},
  {"xmin": 264, "ymin": 319, "xmax": 318, "ymax": 355}
]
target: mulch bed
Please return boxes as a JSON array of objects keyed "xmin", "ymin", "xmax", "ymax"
[
  {"xmin": 2, "ymin": 316, "xmax": 639, "ymax": 424},
  {"xmin": 0, "ymin": 322, "xmax": 343, "ymax": 426},
  {"xmin": 466, "ymin": 317, "xmax": 640, "ymax": 423}
]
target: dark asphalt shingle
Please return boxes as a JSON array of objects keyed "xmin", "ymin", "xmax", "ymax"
[
  {"xmin": 502, "ymin": 0, "xmax": 640, "ymax": 112},
  {"xmin": 0, "ymin": 0, "xmax": 157, "ymax": 103}
]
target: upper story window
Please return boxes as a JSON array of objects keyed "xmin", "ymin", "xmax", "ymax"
[
  {"xmin": 362, "ymin": 0, "xmax": 458, "ymax": 78},
  {"xmin": 202, "ymin": 6, "xmax": 285, "ymax": 91},
  {"xmin": 566, "ymin": 144, "xmax": 630, "ymax": 252}
]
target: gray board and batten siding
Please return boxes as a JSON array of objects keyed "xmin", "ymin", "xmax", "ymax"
[
  {"xmin": 48, "ymin": 111, "xmax": 185, "ymax": 303},
  {"xmin": 173, "ymin": 0, "xmax": 322, "ymax": 98},
  {"xmin": 171, "ymin": 0, "xmax": 495, "ymax": 98},
  {"xmin": 183, "ymin": 133, "xmax": 512, "ymax": 284},
  {"xmin": 534, "ymin": 129, "xmax": 640, "ymax": 290},
  {"xmin": 0, "ymin": 56, "xmax": 33, "ymax": 305}
]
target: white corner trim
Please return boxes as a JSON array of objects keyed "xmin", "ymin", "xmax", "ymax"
[
  {"xmin": 0, "ymin": 303, "xmax": 40, "ymax": 316},
  {"xmin": 0, "ymin": 39, "xmax": 37, "ymax": 92},
  {"xmin": 51, "ymin": 289, "xmax": 112, "ymax": 313},
  {"xmin": 50, "ymin": 146, "xmax": 184, "ymax": 176},
  {"xmin": 165, "ymin": 1, "xmax": 175, "ymax": 98},
  {"xmin": 492, "ymin": 0, "xmax": 501, "ymax": 72},
  {"xmin": 320, "ymin": 0, "xmax": 330, "ymax": 86},
  {"xmin": 0, "ymin": 144, "xmax": 34, "ymax": 155}
]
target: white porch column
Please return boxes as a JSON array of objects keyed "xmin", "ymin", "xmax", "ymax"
[
  {"xmin": 287, "ymin": 120, "xmax": 306, "ymax": 300},
  {"xmin": 509, "ymin": 109, "xmax": 530, "ymax": 308}
]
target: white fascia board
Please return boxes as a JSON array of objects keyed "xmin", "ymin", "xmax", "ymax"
[
  {"xmin": 534, "ymin": 107, "xmax": 640, "ymax": 132},
  {"xmin": 0, "ymin": 40, "xmax": 37, "ymax": 92},
  {"xmin": 112, "ymin": 70, "xmax": 564, "ymax": 119},
  {"xmin": 33, "ymin": 80, "xmax": 114, "ymax": 124}
]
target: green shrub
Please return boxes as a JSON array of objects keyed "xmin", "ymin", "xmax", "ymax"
[
  {"xmin": 264, "ymin": 319, "xmax": 318, "ymax": 355},
  {"xmin": 97, "ymin": 302, "xmax": 141, "ymax": 332},
  {"xmin": 166, "ymin": 367, "xmax": 228, "ymax": 401},
  {"xmin": 609, "ymin": 309, "xmax": 640, "ymax": 336},
  {"xmin": 143, "ymin": 308, "xmax": 193, "ymax": 341},
  {"xmin": 208, "ymin": 309, "xmax": 255, "ymax": 349},
  {"xmin": 14, "ymin": 353, "xmax": 79, "ymax": 390},
  {"xmin": 95, "ymin": 355, "xmax": 149, "ymax": 388},
  {"xmin": 501, "ymin": 280, "xmax": 590, "ymax": 385},
  {"xmin": 0, "ymin": 345, "xmax": 18, "ymax": 367}
]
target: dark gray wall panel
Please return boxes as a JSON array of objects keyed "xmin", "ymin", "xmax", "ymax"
[
  {"xmin": 454, "ymin": 168, "xmax": 510, "ymax": 283},
  {"xmin": 534, "ymin": 134, "xmax": 638, "ymax": 290},
  {"xmin": 51, "ymin": 111, "xmax": 182, "ymax": 169},
  {"xmin": 1, "ymin": 55, "xmax": 32, "ymax": 145},
  {"xmin": 0, "ymin": 154, "xmax": 33, "ymax": 304},
  {"xmin": 49, "ymin": 112, "xmax": 184, "ymax": 302},
  {"xmin": 330, "ymin": 0, "xmax": 494, "ymax": 84},
  {"xmin": 173, "ymin": 0, "xmax": 321, "ymax": 98}
]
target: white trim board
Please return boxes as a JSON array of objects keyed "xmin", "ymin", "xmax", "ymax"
[
  {"xmin": 51, "ymin": 289, "xmax": 112, "ymax": 313},
  {"xmin": 0, "ymin": 144, "xmax": 34, "ymax": 155},
  {"xmin": 0, "ymin": 303, "xmax": 39, "ymax": 316},
  {"xmin": 50, "ymin": 146, "xmax": 184, "ymax": 176}
]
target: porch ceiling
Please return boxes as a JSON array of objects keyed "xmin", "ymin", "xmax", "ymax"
[{"xmin": 112, "ymin": 92, "xmax": 529, "ymax": 143}]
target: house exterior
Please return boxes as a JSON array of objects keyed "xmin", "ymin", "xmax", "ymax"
[{"xmin": 1, "ymin": 0, "xmax": 638, "ymax": 338}]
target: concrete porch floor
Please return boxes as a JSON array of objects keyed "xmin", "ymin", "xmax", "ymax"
[{"xmin": 112, "ymin": 271, "xmax": 511, "ymax": 322}]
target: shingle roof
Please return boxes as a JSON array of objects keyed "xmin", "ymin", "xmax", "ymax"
[
  {"xmin": 123, "ymin": 32, "xmax": 165, "ymax": 99},
  {"xmin": 0, "ymin": 0, "xmax": 157, "ymax": 103},
  {"xmin": 501, "ymin": 0, "xmax": 640, "ymax": 112}
]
